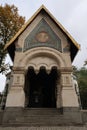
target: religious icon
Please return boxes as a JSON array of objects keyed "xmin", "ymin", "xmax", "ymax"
[{"xmin": 36, "ymin": 31, "xmax": 49, "ymax": 43}]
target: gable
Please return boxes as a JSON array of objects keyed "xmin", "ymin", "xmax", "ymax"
[
  {"xmin": 23, "ymin": 19, "xmax": 61, "ymax": 52},
  {"xmin": 5, "ymin": 5, "xmax": 80, "ymax": 62}
]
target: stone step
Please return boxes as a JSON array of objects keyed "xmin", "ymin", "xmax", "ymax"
[
  {"xmin": 2, "ymin": 108, "xmax": 82, "ymax": 126},
  {"xmin": 0, "ymin": 126, "xmax": 87, "ymax": 130},
  {"xmin": 9, "ymin": 115, "xmax": 64, "ymax": 123},
  {"xmin": 3, "ymin": 114, "xmax": 76, "ymax": 126},
  {"xmin": 23, "ymin": 108, "xmax": 62, "ymax": 115}
]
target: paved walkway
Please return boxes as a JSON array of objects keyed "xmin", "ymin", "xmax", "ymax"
[{"xmin": 0, "ymin": 126, "xmax": 87, "ymax": 130}]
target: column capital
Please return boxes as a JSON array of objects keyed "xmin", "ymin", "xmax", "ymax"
[
  {"xmin": 59, "ymin": 67, "xmax": 73, "ymax": 74},
  {"xmin": 13, "ymin": 67, "xmax": 25, "ymax": 74}
]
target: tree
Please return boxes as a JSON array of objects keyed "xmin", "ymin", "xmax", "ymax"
[
  {"xmin": 73, "ymin": 66, "xmax": 87, "ymax": 109},
  {"xmin": 0, "ymin": 4, "xmax": 25, "ymax": 73},
  {"xmin": 84, "ymin": 60, "xmax": 87, "ymax": 66},
  {"xmin": 0, "ymin": 92, "xmax": 2, "ymax": 104}
]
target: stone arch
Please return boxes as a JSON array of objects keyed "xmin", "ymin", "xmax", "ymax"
[
  {"xmin": 19, "ymin": 47, "xmax": 67, "ymax": 70},
  {"xmin": 24, "ymin": 64, "xmax": 60, "ymax": 108},
  {"xmin": 22, "ymin": 47, "xmax": 66, "ymax": 108}
]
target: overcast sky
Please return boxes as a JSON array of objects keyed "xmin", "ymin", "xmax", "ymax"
[{"xmin": 0, "ymin": 0, "xmax": 87, "ymax": 92}]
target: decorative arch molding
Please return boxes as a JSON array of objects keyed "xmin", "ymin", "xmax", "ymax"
[
  {"xmin": 27, "ymin": 64, "xmax": 58, "ymax": 74},
  {"xmin": 19, "ymin": 47, "xmax": 67, "ymax": 71}
]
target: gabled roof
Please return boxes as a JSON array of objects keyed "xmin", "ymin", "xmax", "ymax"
[{"xmin": 4, "ymin": 5, "xmax": 80, "ymax": 50}]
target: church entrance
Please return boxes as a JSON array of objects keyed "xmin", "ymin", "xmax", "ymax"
[{"xmin": 25, "ymin": 67, "xmax": 58, "ymax": 108}]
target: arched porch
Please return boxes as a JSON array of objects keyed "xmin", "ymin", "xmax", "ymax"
[{"xmin": 24, "ymin": 66, "xmax": 60, "ymax": 108}]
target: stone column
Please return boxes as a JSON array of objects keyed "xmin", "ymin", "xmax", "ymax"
[
  {"xmin": 56, "ymin": 70, "xmax": 62, "ymax": 109},
  {"xmin": 61, "ymin": 67, "xmax": 79, "ymax": 108},
  {"xmin": 6, "ymin": 67, "xmax": 25, "ymax": 107}
]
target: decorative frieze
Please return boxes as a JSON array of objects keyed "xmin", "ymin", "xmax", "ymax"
[
  {"xmin": 63, "ymin": 44, "xmax": 70, "ymax": 53},
  {"xmin": 15, "ymin": 41, "xmax": 22, "ymax": 52},
  {"xmin": 13, "ymin": 67, "xmax": 25, "ymax": 74},
  {"xmin": 60, "ymin": 67, "xmax": 73, "ymax": 73},
  {"xmin": 16, "ymin": 47, "xmax": 22, "ymax": 52}
]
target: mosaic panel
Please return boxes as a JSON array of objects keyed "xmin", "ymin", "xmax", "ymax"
[{"xmin": 23, "ymin": 19, "xmax": 62, "ymax": 52}]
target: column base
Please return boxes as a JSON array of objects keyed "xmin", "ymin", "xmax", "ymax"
[{"xmin": 6, "ymin": 87, "xmax": 25, "ymax": 107}]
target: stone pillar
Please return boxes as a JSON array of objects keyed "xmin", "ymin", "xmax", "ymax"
[
  {"xmin": 6, "ymin": 67, "xmax": 25, "ymax": 107},
  {"xmin": 60, "ymin": 68, "xmax": 82, "ymax": 124},
  {"xmin": 56, "ymin": 70, "xmax": 62, "ymax": 109},
  {"xmin": 61, "ymin": 67, "xmax": 79, "ymax": 108}
]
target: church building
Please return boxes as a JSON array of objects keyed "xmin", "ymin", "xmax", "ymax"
[{"xmin": 3, "ymin": 5, "xmax": 83, "ymax": 126}]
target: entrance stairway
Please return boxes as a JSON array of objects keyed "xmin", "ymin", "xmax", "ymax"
[
  {"xmin": 2, "ymin": 108, "xmax": 82, "ymax": 126},
  {"xmin": 0, "ymin": 126, "xmax": 87, "ymax": 130}
]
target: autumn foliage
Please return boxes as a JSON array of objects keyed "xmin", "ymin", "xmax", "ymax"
[{"xmin": 0, "ymin": 4, "xmax": 25, "ymax": 73}]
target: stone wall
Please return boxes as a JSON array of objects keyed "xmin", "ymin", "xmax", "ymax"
[{"xmin": 82, "ymin": 110, "xmax": 87, "ymax": 124}]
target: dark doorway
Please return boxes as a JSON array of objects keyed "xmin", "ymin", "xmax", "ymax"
[{"xmin": 25, "ymin": 67, "xmax": 58, "ymax": 108}]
